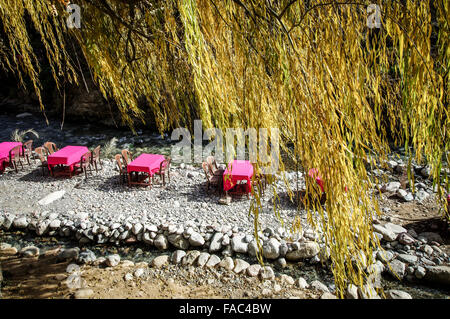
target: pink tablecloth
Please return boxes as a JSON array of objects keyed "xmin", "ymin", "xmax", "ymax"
[
  {"xmin": 127, "ymin": 154, "xmax": 166, "ymax": 175},
  {"xmin": 223, "ymin": 160, "xmax": 254, "ymax": 192},
  {"xmin": 47, "ymin": 146, "xmax": 90, "ymax": 172},
  {"xmin": 308, "ymin": 168, "xmax": 324, "ymax": 193},
  {"xmin": 0, "ymin": 142, "xmax": 23, "ymax": 172}
]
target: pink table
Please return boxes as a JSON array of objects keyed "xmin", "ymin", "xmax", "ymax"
[
  {"xmin": 47, "ymin": 146, "xmax": 89, "ymax": 177},
  {"xmin": 0, "ymin": 142, "xmax": 23, "ymax": 173},
  {"xmin": 223, "ymin": 160, "xmax": 254, "ymax": 193},
  {"xmin": 127, "ymin": 154, "xmax": 166, "ymax": 186},
  {"xmin": 308, "ymin": 168, "xmax": 324, "ymax": 193}
]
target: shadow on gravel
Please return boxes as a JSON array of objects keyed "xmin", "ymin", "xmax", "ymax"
[{"xmin": 0, "ymin": 249, "xmax": 73, "ymax": 299}]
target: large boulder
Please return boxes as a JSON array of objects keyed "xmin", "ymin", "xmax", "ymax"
[{"xmin": 285, "ymin": 241, "xmax": 320, "ymax": 261}]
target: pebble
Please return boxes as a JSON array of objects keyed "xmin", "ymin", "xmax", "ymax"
[
  {"xmin": 182, "ymin": 250, "xmax": 201, "ymax": 266},
  {"xmin": 289, "ymin": 277, "xmax": 305, "ymax": 290},
  {"xmin": 280, "ymin": 274, "xmax": 295, "ymax": 285},
  {"xmin": 218, "ymin": 257, "xmax": 234, "ymax": 271},
  {"xmin": 171, "ymin": 250, "xmax": 186, "ymax": 264},
  {"xmin": 345, "ymin": 284, "xmax": 359, "ymax": 299},
  {"xmin": 310, "ymin": 280, "xmax": 329, "ymax": 293},
  {"xmin": 246, "ymin": 264, "xmax": 262, "ymax": 277},
  {"xmin": 105, "ymin": 254, "xmax": 121, "ymax": 267},
  {"xmin": 206, "ymin": 254, "xmax": 221, "ymax": 268},
  {"xmin": 285, "ymin": 241, "xmax": 320, "ymax": 261},
  {"xmin": 196, "ymin": 252, "xmax": 210, "ymax": 267},
  {"xmin": 152, "ymin": 255, "xmax": 170, "ymax": 268},
  {"xmin": 386, "ymin": 290, "xmax": 412, "ymax": 299},
  {"xmin": 233, "ymin": 259, "xmax": 250, "ymax": 274},
  {"xmin": 259, "ymin": 266, "xmax": 275, "ymax": 280},
  {"xmin": 20, "ymin": 246, "xmax": 40, "ymax": 257}
]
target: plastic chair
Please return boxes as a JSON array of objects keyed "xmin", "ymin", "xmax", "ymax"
[
  {"xmin": 9, "ymin": 145, "xmax": 23, "ymax": 173},
  {"xmin": 91, "ymin": 145, "xmax": 103, "ymax": 173},
  {"xmin": 22, "ymin": 140, "xmax": 34, "ymax": 165},
  {"xmin": 43, "ymin": 141, "xmax": 58, "ymax": 155},
  {"xmin": 115, "ymin": 154, "xmax": 128, "ymax": 184},
  {"xmin": 153, "ymin": 157, "xmax": 171, "ymax": 186},
  {"xmin": 34, "ymin": 147, "xmax": 49, "ymax": 176}
]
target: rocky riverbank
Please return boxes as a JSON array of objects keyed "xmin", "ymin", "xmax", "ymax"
[{"xmin": 0, "ymin": 112, "xmax": 449, "ymax": 299}]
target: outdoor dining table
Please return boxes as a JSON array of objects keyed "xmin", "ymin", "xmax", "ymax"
[
  {"xmin": 127, "ymin": 153, "xmax": 166, "ymax": 187},
  {"xmin": 47, "ymin": 146, "xmax": 90, "ymax": 177},
  {"xmin": 0, "ymin": 142, "xmax": 23, "ymax": 173},
  {"xmin": 223, "ymin": 160, "xmax": 254, "ymax": 194}
]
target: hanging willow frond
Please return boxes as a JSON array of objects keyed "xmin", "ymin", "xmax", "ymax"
[{"xmin": 0, "ymin": 0, "xmax": 448, "ymax": 297}]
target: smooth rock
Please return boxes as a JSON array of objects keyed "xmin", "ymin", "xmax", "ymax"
[
  {"xmin": 105, "ymin": 254, "xmax": 121, "ymax": 267},
  {"xmin": 231, "ymin": 235, "xmax": 248, "ymax": 254},
  {"xmin": 295, "ymin": 277, "xmax": 309, "ymax": 289},
  {"xmin": 20, "ymin": 246, "xmax": 40, "ymax": 257},
  {"xmin": 197, "ymin": 252, "xmax": 211, "ymax": 267},
  {"xmin": 154, "ymin": 234, "xmax": 169, "ymax": 250},
  {"xmin": 209, "ymin": 232, "xmax": 223, "ymax": 252},
  {"xmin": 219, "ymin": 257, "xmax": 235, "ymax": 271},
  {"xmin": 189, "ymin": 232, "xmax": 205, "ymax": 247},
  {"xmin": 13, "ymin": 217, "xmax": 28, "ymax": 229},
  {"xmin": 262, "ymin": 238, "xmax": 281, "ymax": 260},
  {"xmin": 168, "ymin": 234, "xmax": 190, "ymax": 249},
  {"xmin": 346, "ymin": 284, "xmax": 359, "ymax": 299},
  {"xmin": 233, "ymin": 259, "xmax": 250, "ymax": 274},
  {"xmin": 259, "ymin": 266, "xmax": 275, "ymax": 280},
  {"xmin": 285, "ymin": 241, "xmax": 320, "ymax": 261},
  {"xmin": 387, "ymin": 259, "xmax": 406, "ymax": 280},
  {"xmin": 386, "ymin": 290, "xmax": 412, "ymax": 299},
  {"xmin": 310, "ymin": 280, "xmax": 329, "ymax": 293},
  {"xmin": 182, "ymin": 250, "xmax": 201, "ymax": 266},
  {"xmin": 38, "ymin": 190, "xmax": 66, "ymax": 205},
  {"xmin": 246, "ymin": 264, "xmax": 262, "ymax": 277},
  {"xmin": 171, "ymin": 250, "xmax": 186, "ymax": 264},
  {"xmin": 206, "ymin": 254, "xmax": 221, "ymax": 268},
  {"xmin": 152, "ymin": 255, "xmax": 170, "ymax": 268}
]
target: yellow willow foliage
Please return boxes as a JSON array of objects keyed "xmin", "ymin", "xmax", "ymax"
[{"xmin": 0, "ymin": 0, "xmax": 448, "ymax": 297}]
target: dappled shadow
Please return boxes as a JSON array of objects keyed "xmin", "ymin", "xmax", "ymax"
[
  {"xmin": 403, "ymin": 217, "xmax": 449, "ymax": 244},
  {"xmin": 0, "ymin": 249, "xmax": 74, "ymax": 299}
]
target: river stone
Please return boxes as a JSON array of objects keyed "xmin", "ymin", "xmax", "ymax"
[
  {"xmin": 49, "ymin": 219, "xmax": 61, "ymax": 229},
  {"xmin": 310, "ymin": 280, "xmax": 329, "ymax": 293},
  {"xmin": 398, "ymin": 233, "xmax": 415, "ymax": 245},
  {"xmin": 247, "ymin": 240, "xmax": 258, "ymax": 257},
  {"xmin": 346, "ymin": 284, "xmax": 359, "ymax": 299},
  {"xmin": 105, "ymin": 254, "xmax": 121, "ymax": 267},
  {"xmin": 36, "ymin": 221, "xmax": 50, "ymax": 236},
  {"xmin": 415, "ymin": 266, "xmax": 426, "ymax": 279},
  {"xmin": 259, "ymin": 266, "xmax": 275, "ymax": 280},
  {"xmin": 189, "ymin": 232, "xmax": 205, "ymax": 247},
  {"xmin": 295, "ymin": 277, "xmax": 309, "ymax": 289},
  {"xmin": 182, "ymin": 250, "xmax": 201, "ymax": 266},
  {"xmin": 134, "ymin": 268, "xmax": 146, "ymax": 278},
  {"xmin": 231, "ymin": 235, "xmax": 248, "ymax": 254},
  {"xmin": 384, "ymin": 223, "xmax": 407, "ymax": 235},
  {"xmin": 386, "ymin": 290, "xmax": 412, "ymax": 299},
  {"xmin": 397, "ymin": 254, "xmax": 418, "ymax": 265},
  {"xmin": 2, "ymin": 215, "xmax": 14, "ymax": 230},
  {"xmin": 171, "ymin": 250, "xmax": 186, "ymax": 264},
  {"xmin": 280, "ymin": 274, "xmax": 295, "ymax": 286},
  {"xmin": 423, "ymin": 266, "xmax": 450, "ymax": 286},
  {"xmin": 373, "ymin": 224, "xmax": 397, "ymax": 242},
  {"xmin": 152, "ymin": 255, "xmax": 170, "ymax": 268},
  {"xmin": 218, "ymin": 257, "xmax": 234, "ymax": 271},
  {"xmin": 387, "ymin": 259, "xmax": 406, "ymax": 280},
  {"xmin": 13, "ymin": 216, "xmax": 28, "ymax": 229},
  {"xmin": 233, "ymin": 259, "xmax": 250, "ymax": 274},
  {"xmin": 124, "ymin": 273, "xmax": 133, "ymax": 281},
  {"xmin": 197, "ymin": 252, "xmax": 210, "ymax": 267},
  {"xmin": 58, "ymin": 247, "xmax": 80, "ymax": 261},
  {"xmin": 78, "ymin": 250, "xmax": 96, "ymax": 264},
  {"xmin": 246, "ymin": 264, "xmax": 261, "ymax": 277},
  {"xmin": 132, "ymin": 223, "xmax": 143, "ymax": 235},
  {"xmin": 206, "ymin": 254, "xmax": 221, "ymax": 268},
  {"xmin": 285, "ymin": 241, "xmax": 320, "ymax": 261},
  {"xmin": 154, "ymin": 234, "xmax": 169, "ymax": 250},
  {"xmin": 209, "ymin": 232, "xmax": 223, "ymax": 252},
  {"xmin": 0, "ymin": 243, "xmax": 11, "ymax": 250},
  {"xmin": 38, "ymin": 190, "xmax": 66, "ymax": 205},
  {"xmin": 168, "ymin": 234, "xmax": 190, "ymax": 249},
  {"xmin": 376, "ymin": 250, "xmax": 394, "ymax": 263},
  {"xmin": 74, "ymin": 288, "xmax": 94, "ymax": 299},
  {"xmin": 383, "ymin": 182, "xmax": 401, "ymax": 193},
  {"xmin": 262, "ymin": 238, "xmax": 281, "ymax": 260},
  {"xmin": 397, "ymin": 189, "xmax": 413, "ymax": 202},
  {"xmin": 358, "ymin": 284, "xmax": 380, "ymax": 299},
  {"xmin": 20, "ymin": 246, "xmax": 40, "ymax": 257}
]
